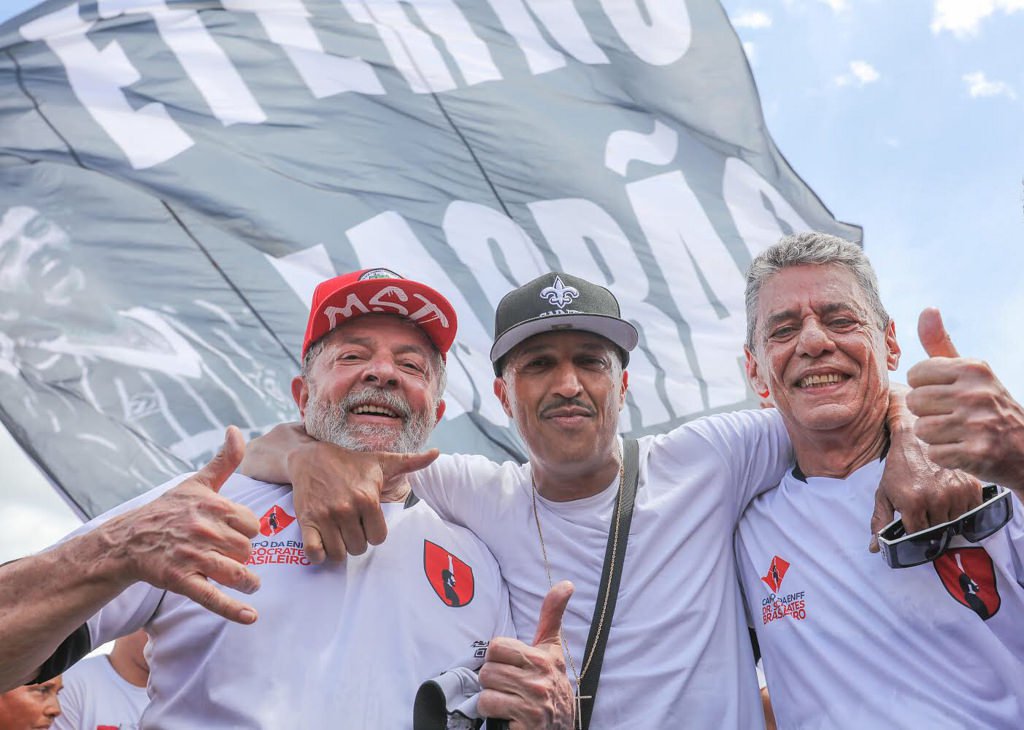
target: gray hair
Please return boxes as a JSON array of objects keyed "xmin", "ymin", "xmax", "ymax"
[
  {"xmin": 744, "ymin": 232, "xmax": 889, "ymax": 348},
  {"xmin": 301, "ymin": 327, "xmax": 448, "ymax": 410}
]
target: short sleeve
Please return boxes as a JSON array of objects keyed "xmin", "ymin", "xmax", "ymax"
[{"xmin": 650, "ymin": 408, "xmax": 792, "ymax": 522}]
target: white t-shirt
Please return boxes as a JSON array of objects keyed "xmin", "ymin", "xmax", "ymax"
[
  {"xmin": 735, "ymin": 458, "xmax": 1024, "ymax": 729},
  {"xmin": 414, "ymin": 408, "xmax": 791, "ymax": 729},
  {"xmin": 61, "ymin": 474, "xmax": 513, "ymax": 728},
  {"xmin": 51, "ymin": 653, "xmax": 148, "ymax": 730}
]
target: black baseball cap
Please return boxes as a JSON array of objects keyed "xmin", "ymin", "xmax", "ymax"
[{"xmin": 490, "ymin": 272, "xmax": 639, "ymax": 375}]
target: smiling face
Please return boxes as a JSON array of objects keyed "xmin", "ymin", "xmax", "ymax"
[
  {"xmin": 745, "ymin": 263, "xmax": 900, "ymax": 438},
  {"xmin": 495, "ymin": 331, "xmax": 627, "ymax": 497},
  {"xmin": 0, "ymin": 677, "xmax": 63, "ymax": 729},
  {"xmin": 293, "ymin": 314, "xmax": 445, "ymax": 453}
]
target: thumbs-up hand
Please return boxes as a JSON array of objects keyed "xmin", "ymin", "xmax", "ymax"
[
  {"xmin": 916, "ymin": 307, "xmax": 960, "ymax": 359},
  {"xmin": 100, "ymin": 425, "xmax": 263, "ymax": 624},
  {"xmin": 477, "ymin": 581, "xmax": 575, "ymax": 729},
  {"xmin": 907, "ymin": 308, "xmax": 1024, "ymax": 491}
]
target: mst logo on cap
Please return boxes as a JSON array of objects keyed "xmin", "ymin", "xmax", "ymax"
[
  {"xmin": 302, "ymin": 269, "xmax": 458, "ymax": 359},
  {"xmin": 489, "ymin": 271, "xmax": 639, "ymax": 375}
]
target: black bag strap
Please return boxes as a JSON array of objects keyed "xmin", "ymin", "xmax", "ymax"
[{"xmin": 577, "ymin": 437, "xmax": 639, "ymax": 730}]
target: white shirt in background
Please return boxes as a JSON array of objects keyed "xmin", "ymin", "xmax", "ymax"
[{"xmin": 52, "ymin": 653, "xmax": 148, "ymax": 730}]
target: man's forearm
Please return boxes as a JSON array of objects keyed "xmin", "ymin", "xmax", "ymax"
[
  {"xmin": 0, "ymin": 527, "xmax": 134, "ymax": 690},
  {"xmin": 238, "ymin": 422, "xmax": 312, "ymax": 483},
  {"xmin": 2, "ymin": 428, "xmax": 263, "ymax": 691}
]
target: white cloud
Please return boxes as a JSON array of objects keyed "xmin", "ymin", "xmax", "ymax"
[
  {"xmin": 931, "ymin": 0, "xmax": 1024, "ymax": 38},
  {"xmin": 818, "ymin": 0, "xmax": 849, "ymax": 11},
  {"xmin": 742, "ymin": 41, "xmax": 757, "ymax": 63},
  {"xmin": 883, "ymin": 137, "xmax": 901, "ymax": 148},
  {"xmin": 834, "ymin": 60, "xmax": 880, "ymax": 87},
  {"xmin": 782, "ymin": 0, "xmax": 850, "ymax": 13},
  {"xmin": 733, "ymin": 10, "xmax": 773, "ymax": 28},
  {"xmin": 963, "ymin": 71, "xmax": 1017, "ymax": 100}
]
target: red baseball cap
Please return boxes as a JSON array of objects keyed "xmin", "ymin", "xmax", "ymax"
[{"xmin": 301, "ymin": 268, "xmax": 458, "ymax": 360}]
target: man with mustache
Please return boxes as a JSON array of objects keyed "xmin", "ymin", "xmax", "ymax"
[
  {"xmin": 240, "ymin": 269, "xmax": 975, "ymax": 728},
  {"xmin": 734, "ymin": 233, "xmax": 1024, "ymax": 727},
  {"xmin": 2, "ymin": 269, "xmax": 567, "ymax": 727}
]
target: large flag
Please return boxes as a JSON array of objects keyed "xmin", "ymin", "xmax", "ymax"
[{"xmin": 0, "ymin": 0, "xmax": 859, "ymax": 519}]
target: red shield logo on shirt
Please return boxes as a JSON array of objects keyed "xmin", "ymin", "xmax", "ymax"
[
  {"xmin": 424, "ymin": 540, "xmax": 474, "ymax": 607},
  {"xmin": 761, "ymin": 555, "xmax": 790, "ymax": 593},
  {"xmin": 934, "ymin": 547, "xmax": 1000, "ymax": 620},
  {"xmin": 259, "ymin": 505, "xmax": 295, "ymax": 536}
]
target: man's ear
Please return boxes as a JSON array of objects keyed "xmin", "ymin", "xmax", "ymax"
[
  {"xmin": 744, "ymin": 345, "xmax": 768, "ymax": 395},
  {"xmin": 291, "ymin": 376, "xmax": 309, "ymax": 417},
  {"xmin": 885, "ymin": 320, "xmax": 901, "ymax": 371},
  {"xmin": 435, "ymin": 399, "xmax": 446, "ymax": 422},
  {"xmin": 619, "ymin": 369, "xmax": 629, "ymax": 411},
  {"xmin": 493, "ymin": 377, "xmax": 514, "ymax": 418}
]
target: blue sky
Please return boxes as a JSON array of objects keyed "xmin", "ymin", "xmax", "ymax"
[
  {"xmin": 721, "ymin": 0, "xmax": 1023, "ymax": 392},
  {"xmin": 1, "ymin": 0, "xmax": 1021, "ymax": 560}
]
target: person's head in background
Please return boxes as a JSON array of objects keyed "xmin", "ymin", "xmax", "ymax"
[{"xmin": 0, "ymin": 676, "xmax": 63, "ymax": 729}]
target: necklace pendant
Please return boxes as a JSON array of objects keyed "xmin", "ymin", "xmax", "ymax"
[{"xmin": 574, "ymin": 692, "xmax": 592, "ymax": 729}]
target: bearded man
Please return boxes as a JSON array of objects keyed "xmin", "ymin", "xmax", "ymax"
[{"xmin": 3, "ymin": 270, "xmax": 567, "ymax": 728}]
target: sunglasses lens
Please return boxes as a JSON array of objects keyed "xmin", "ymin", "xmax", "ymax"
[
  {"xmin": 884, "ymin": 527, "xmax": 951, "ymax": 568},
  {"xmin": 962, "ymin": 489, "xmax": 1012, "ymax": 541},
  {"xmin": 881, "ymin": 488, "xmax": 1013, "ymax": 568},
  {"xmin": 922, "ymin": 532, "xmax": 949, "ymax": 560}
]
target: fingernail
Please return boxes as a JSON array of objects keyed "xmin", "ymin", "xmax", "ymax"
[{"xmin": 239, "ymin": 608, "xmax": 257, "ymax": 624}]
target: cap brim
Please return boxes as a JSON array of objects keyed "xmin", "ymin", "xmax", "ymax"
[{"xmin": 489, "ymin": 313, "xmax": 639, "ymax": 366}]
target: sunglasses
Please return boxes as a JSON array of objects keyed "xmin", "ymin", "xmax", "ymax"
[{"xmin": 878, "ymin": 485, "xmax": 1013, "ymax": 569}]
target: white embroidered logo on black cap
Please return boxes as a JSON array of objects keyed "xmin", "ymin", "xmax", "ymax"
[{"xmin": 540, "ymin": 276, "xmax": 580, "ymax": 310}]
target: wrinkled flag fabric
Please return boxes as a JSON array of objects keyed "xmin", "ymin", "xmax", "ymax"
[{"xmin": 0, "ymin": 0, "xmax": 859, "ymax": 518}]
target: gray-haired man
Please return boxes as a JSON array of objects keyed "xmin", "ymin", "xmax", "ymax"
[{"xmin": 735, "ymin": 232, "xmax": 1024, "ymax": 728}]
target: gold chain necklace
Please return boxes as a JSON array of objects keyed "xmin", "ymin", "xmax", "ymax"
[{"xmin": 530, "ymin": 457, "xmax": 626, "ymax": 730}]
